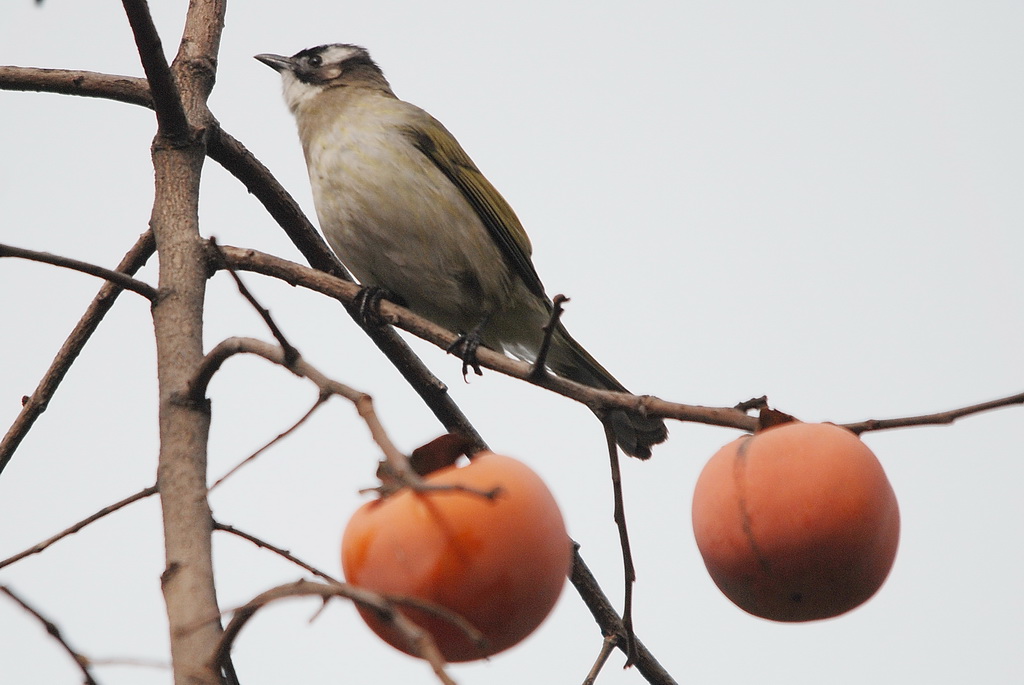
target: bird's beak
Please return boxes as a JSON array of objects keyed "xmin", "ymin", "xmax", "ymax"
[{"xmin": 254, "ymin": 53, "xmax": 295, "ymax": 73}]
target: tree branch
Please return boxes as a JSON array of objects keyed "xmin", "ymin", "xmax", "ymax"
[
  {"xmin": 120, "ymin": 0, "xmax": 189, "ymax": 140},
  {"xmin": 213, "ymin": 580, "xmax": 461, "ymax": 685},
  {"xmin": 0, "ymin": 586, "xmax": 100, "ymax": 685},
  {"xmin": 213, "ymin": 521, "xmax": 339, "ymax": 583},
  {"xmin": 570, "ymin": 547, "xmax": 678, "ymax": 685},
  {"xmin": 0, "ymin": 66, "xmax": 151, "ymax": 107},
  {"xmin": 603, "ymin": 423, "xmax": 637, "ymax": 664},
  {"xmin": 844, "ymin": 391, "xmax": 1024, "ymax": 434},
  {"xmin": 120, "ymin": 1, "xmax": 228, "ymax": 683},
  {"xmin": 0, "ymin": 230, "xmax": 156, "ymax": 476},
  {"xmin": 213, "ymin": 244, "xmax": 760, "ymax": 432},
  {"xmin": 0, "ymin": 485, "xmax": 158, "ymax": 570},
  {"xmin": 0, "ymin": 243, "xmax": 158, "ymax": 300}
]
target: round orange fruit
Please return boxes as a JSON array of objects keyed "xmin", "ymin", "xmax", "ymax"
[
  {"xmin": 692, "ymin": 422, "xmax": 900, "ymax": 621},
  {"xmin": 341, "ymin": 451, "xmax": 571, "ymax": 661}
]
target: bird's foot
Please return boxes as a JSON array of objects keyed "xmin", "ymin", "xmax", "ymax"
[
  {"xmin": 447, "ymin": 329, "xmax": 485, "ymax": 380},
  {"xmin": 353, "ymin": 286, "xmax": 405, "ymax": 327}
]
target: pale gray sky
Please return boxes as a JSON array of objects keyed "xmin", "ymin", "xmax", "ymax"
[{"xmin": 1, "ymin": 2, "xmax": 1022, "ymax": 684}]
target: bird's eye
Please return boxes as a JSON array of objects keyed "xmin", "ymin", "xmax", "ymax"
[{"xmin": 307, "ymin": 54, "xmax": 322, "ymax": 68}]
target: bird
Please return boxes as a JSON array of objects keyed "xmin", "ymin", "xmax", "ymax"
[{"xmin": 255, "ymin": 44, "xmax": 667, "ymax": 459}]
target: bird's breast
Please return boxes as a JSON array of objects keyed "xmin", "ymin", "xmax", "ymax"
[{"xmin": 299, "ymin": 106, "xmax": 515, "ymax": 333}]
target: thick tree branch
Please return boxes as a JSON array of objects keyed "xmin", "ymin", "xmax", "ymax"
[
  {"xmin": 0, "ymin": 230, "xmax": 156, "ymax": 476},
  {"xmin": 121, "ymin": 0, "xmax": 189, "ymax": 140},
  {"xmin": 120, "ymin": 1, "xmax": 228, "ymax": 683},
  {"xmin": 0, "ymin": 66, "xmax": 151, "ymax": 107},
  {"xmin": 172, "ymin": 0, "xmax": 225, "ymax": 109}
]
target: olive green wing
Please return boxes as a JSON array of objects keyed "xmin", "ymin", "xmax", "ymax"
[{"xmin": 402, "ymin": 119, "xmax": 547, "ymax": 301}]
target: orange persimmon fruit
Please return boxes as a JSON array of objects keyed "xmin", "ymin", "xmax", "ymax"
[
  {"xmin": 341, "ymin": 450, "xmax": 572, "ymax": 661},
  {"xmin": 692, "ymin": 422, "xmax": 900, "ymax": 622}
]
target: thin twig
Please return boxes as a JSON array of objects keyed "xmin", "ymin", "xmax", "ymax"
[
  {"xmin": 0, "ymin": 484, "xmax": 158, "ymax": 570},
  {"xmin": 208, "ymin": 236, "xmax": 299, "ymax": 366},
  {"xmin": 604, "ymin": 423, "xmax": 637, "ymax": 665},
  {"xmin": 530, "ymin": 293, "xmax": 569, "ymax": 380},
  {"xmin": 209, "ymin": 395, "xmax": 329, "ymax": 491},
  {"xmin": 213, "ymin": 521, "xmax": 339, "ymax": 583},
  {"xmin": 0, "ymin": 242, "xmax": 158, "ymax": 300},
  {"xmin": 1, "ymin": 230, "xmax": 156, "ymax": 476},
  {"xmin": 582, "ymin": 634, "xmax": 620, "ymax": 685},
  {"xmin": 844, "ymin": 391, "xmax": 1024, "ymax": 434},
  {"xmin": 1, "ymin": 586, "xmax": 100, "ymax": 685}
]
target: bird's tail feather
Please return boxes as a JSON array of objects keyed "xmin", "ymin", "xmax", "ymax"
[{"xmin": 547, "ymin": 325, "xmax": 668, "ymax": 459}]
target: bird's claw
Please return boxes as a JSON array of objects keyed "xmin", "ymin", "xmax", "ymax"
[
  {"xmin": 353, "ymin": 286, "xmax": 403, "ymax": 327},
  {"xmin": 447, "ymin": 332, "xmax": 484, "ymax": 380}
]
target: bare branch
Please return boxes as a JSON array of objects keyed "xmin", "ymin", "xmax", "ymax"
[
  {"xmin": 184, "ymin": 336, "xmax": 361, "ymax": 405},
  {"xmin": 172, "ymin": 1, "xmax": 227, "ymax": 110},
  {"xmin": 1, "ymin": 586, "xmax": 100, "ymax": 685},
  {"xmin": 570, "ymin": 547, "xmax": 678, "ymax": 685},
  {"xmin": 126, "ymin": 3, "xmax": 229, "ymax": 683},
  {"xmin": 184, "ymin": 336, "xmax": 425, "ymax": 491},
  {"xmin": 0, "ymin": 242, "xmax": 158, "ymax": 300},
  {"xmin": 120, "ymin": 0, "xmax": 189, "ymax": 140},
  {"xmin": 582, "ymin": 634, "xmax": 619, "ymax": 685},
  {"xmin": 208, "ymin": 396, "xmax": 329, "ymax": 491},
  {"xmin": 0, "ymin": 230, "xmax": 155, "ymax": 476},
  {"xmin": 530, "ymin": 293, "xmax": 569, "ymax": 380},
  {"xmin": 213, "ymin": 580, "xmax": 460, "ymax": 685},
  {"xmin": 844, "ymin": 391, "xmax": 1024, "ymax": 434},
  {"xmin": 208, "ymin": 237, "xmax": 299, "ymax": 365},
  {"xmin": 0, "ymin": 485, "xmax": 158, "ymax": 570},
  {"xmin": 603, "ymin": 423, "xmax": 638, "ymax": 665},
  {"xmin": 213, "ymin": 521, "xmax": 340, "ymax": 583},
  {"xmin": 0, "ymin": 66, "xmax": 152, "ymax": 108},
  {"xmin": 214, "ymin": 244, "xmax": 760, "ymax": 432}
]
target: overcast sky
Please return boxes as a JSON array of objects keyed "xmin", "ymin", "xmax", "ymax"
[{"xmin": 1, "ymin": 2, "xmax": 1022, "ymax": 684}]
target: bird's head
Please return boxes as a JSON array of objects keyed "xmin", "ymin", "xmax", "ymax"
[{"xmin": 255, "ymin": 44, "xmax": 391, "ymax": 112}]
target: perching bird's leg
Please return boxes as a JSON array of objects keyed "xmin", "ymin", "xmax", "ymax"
[
  {"xmin": 353, "ymin": 286, "xmax": 405, "ymax": 327},
  {"xmin": 446, "ymin": 317, "xmax": 490, "ymax": 380}
]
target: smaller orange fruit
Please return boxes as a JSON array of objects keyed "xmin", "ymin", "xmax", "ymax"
[
  {"xmin": 692, "ymin": 422, "xmax": 900, "ymax": 621},
  {"xmin": 342, "ymin": 451, "xmax": 571, "ymax": 661}
]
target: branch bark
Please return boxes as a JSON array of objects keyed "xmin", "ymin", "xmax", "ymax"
[
  {"xmin": 120, "ymin": 1, "xmax": 227, "ymax": 684},
  {"xmin": 0, "ymin": 243, "xmax": 158, "ymax": 300}
]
